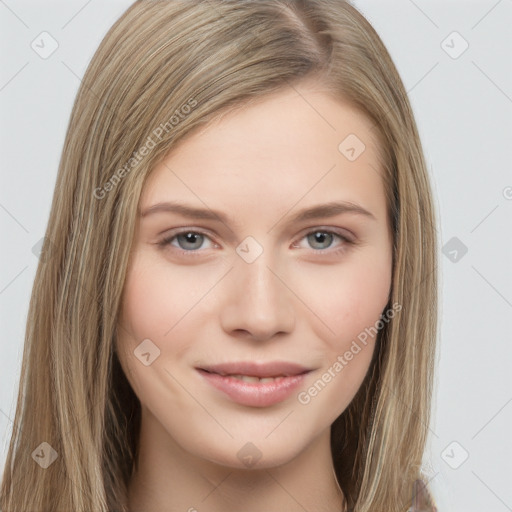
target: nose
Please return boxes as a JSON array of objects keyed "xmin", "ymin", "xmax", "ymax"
[{"xmin": 219, "ymin": 247, "xmax": 296, "ymax": 342}]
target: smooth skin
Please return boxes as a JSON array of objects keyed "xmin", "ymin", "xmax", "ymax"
[{"xmin": 116, "ymin": 79, "xmax": 393, "ymax": 512}]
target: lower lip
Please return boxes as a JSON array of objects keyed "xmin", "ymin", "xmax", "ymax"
[{"xmin": 197, "ymin": 369, "xmax": 309, "ymax": 407}]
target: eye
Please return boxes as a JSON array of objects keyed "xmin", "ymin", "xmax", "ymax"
[
  {"xmin": 292, "ymin": 229, "xmax": 354, "ymax": 254},
  {"xmin": 157, "ymin": 230, "xmax": 215, "ymax": 255}
]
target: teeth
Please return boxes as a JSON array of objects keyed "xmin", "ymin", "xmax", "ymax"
[
  {"xmin": 240, "ymin": 375, "xmax": 260, "ymax": 383},
  {"xmin": 228, "ymin": 374, "xmax": 285, "ymax": 382}
]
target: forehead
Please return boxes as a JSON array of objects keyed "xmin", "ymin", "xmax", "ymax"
[{"xmin": 140, "ymin": 85, "xmax": 387, "ymax": 225}]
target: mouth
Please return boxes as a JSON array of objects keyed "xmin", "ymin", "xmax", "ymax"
[{"xmin": 195, "ymin": 361, "xmax": 313, "ymax": 407}]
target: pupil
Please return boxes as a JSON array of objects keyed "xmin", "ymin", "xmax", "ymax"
[
  {"xmin": 310, "ymin": 231, "xmax": 331, "ymax": 249},
  {"xmin": 180, "ymin": 232, "xmax": 202, "ymax": 249}
]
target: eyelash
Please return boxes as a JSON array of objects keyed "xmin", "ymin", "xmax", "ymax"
[{"xmin": 156, "ymin": 227, "xmax": 355, "ymax": 258}]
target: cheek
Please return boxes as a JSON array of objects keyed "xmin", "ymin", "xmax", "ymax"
[
  {"xmin": 115, "ymin": 258, "xmax": 200, "ymax": 412},
  {"xmin": 291, "ymin": 248, "xmax": 391, "ymax": 418},
  {"xmin": 296, "ymin": 261, "xmax": 391, "ymax": 422},
  {"xmin": 300, "ymin": 248, "xmax": 392, "ymax": 349},
  {"xmin": 312, "ymin": 252, "xmax": 391, "ymax": 415},
  {"xmin": 118, "ymin": 254, "xmax": 204, "ymax": 351},
  {"xmin": 116, "ymin": 251, "xmax": 225, "ymax": 395}
]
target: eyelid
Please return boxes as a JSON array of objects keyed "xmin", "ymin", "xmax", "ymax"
[{"xmin": 295, "ymin": 225, "xmax": 356, "ymax": 244}]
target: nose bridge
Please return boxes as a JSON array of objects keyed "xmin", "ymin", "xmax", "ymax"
[
  {"xmin": 241, "ymin": 249, "xmax": 279, "ymax": 305},
  {"xmin": 220, "ymin": 236, "xmax": 295, "ymax": 339}
]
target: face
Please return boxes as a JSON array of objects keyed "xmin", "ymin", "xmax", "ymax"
[{"xmin": 115, "ymin": 80, "xmax": 393, "ymax": 470}]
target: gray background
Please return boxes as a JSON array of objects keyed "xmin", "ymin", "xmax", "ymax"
[{"xmin": 1, "ymin": 1, "xmax": 511, "ymax": 510}]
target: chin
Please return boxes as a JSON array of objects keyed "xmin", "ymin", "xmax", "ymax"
[{"xmin": 182, "ymin": 434, "xmax": 307, "ymax": 471}]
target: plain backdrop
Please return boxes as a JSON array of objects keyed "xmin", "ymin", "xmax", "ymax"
[{"xmin": 1, "ymin": 1, "xmax": 511, "ymax": 510}]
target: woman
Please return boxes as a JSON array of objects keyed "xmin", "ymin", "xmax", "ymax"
[{"xmin": 0, "ymin": 1, "xmax": 438, "ymax": 510}]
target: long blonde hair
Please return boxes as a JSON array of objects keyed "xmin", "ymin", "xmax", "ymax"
[{"xmin": 1, "ymin": 1, "xmax": 438, "ymax": 510}]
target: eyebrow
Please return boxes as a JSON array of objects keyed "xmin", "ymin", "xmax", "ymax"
[{"xmin": 139, "ymin": 200, "xmax": 377, "ymax": 227}]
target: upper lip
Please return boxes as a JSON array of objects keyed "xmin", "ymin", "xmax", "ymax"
[{"xmin": 197, "ymin": 361, "xmax": 312, "ymax": 378}]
